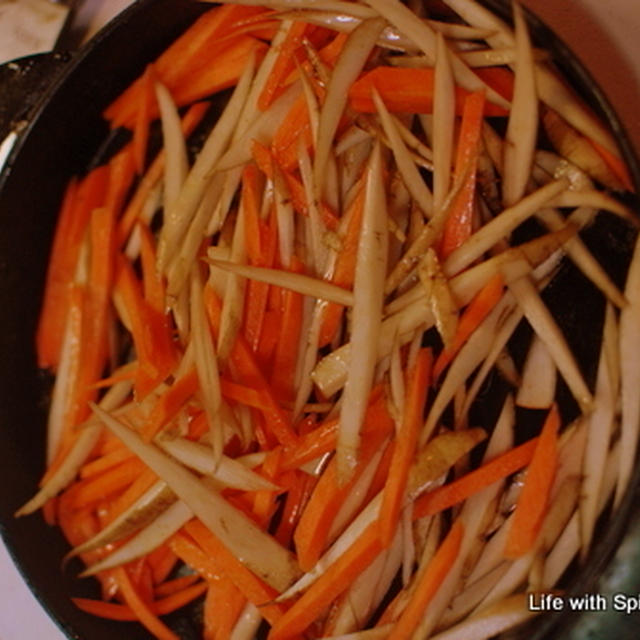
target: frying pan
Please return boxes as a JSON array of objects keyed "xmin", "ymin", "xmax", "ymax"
[{"xmin": 0, "ymin": 1, "xmax": 639, "ymax": 639}]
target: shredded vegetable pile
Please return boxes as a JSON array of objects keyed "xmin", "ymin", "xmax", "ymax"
[{"xmin": 19, "ymin": 0, "xmax": 640, "ymax": 638}]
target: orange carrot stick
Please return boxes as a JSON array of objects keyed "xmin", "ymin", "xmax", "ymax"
[
  {"xmin": 259, "ymin": 20, "xmax": 311, "ymax": 110},
  {"xmin": 589, "ymin": 138, "xmax": 635, "ymax": 192},
  {"xmin": 113, "ymin": 566, "xmax": 180, "ymax": 640},
  {"xmin": 133, "ymin": 64, "xmax": 156, "ymax": 175},
  {"xmin": 387, "ymin": 520, "xmax": 463, "ymax": 639},
  {"xmin": 115, "ymin": 257, "xmax": 177, "ymax": 399},
  {"xmin": 412, "ymin": 437, "xmax": 539, "ymax": 520},
  {"xmin": 378, "ymin": 348, "xmax": 432, "ymax": 547},
  {"xmin": 171, "ymin": 36, "xmax": 268, "ymax": 107},
  {"xmin": 348, "ymin": 67, "xmax": 509, "ymax": 116},
  {"xmin": 252, "ymin": 140, "xmax": 339, "ymax": 230},
  {"xmin": 184, "ymin": 519, "xmax": 287, "ymax": 626},
  {"xmin": 294, "ymin": 397, "xmax": 394, "ymax": 571},
  {"xmin": 439, "ymin": 90, "xmax": 486, "ymax": 260},
  {"xmin": 269, "ymin": 522, "xmax": 383, "ymax": 640},
  {"xmin": 504, "ymin": 404, "xmax": 560, "ymax": 558},
  {"xmin": 203, "ymin": 574, "xmax": 246, "ymax": 639},
  {"xmin": 105, "ymin": 4, "xmax": 269, "ymax": 127},
  {"xmin": 318, "ymin": 177, "xmax": 366, "ymax": 347},
  {"xmin": 141, "ymin": 368, "xmax": 199, "ymax": 441},
  {"xmin": 270, "ymin": 258, "xmax": 304, "ymax": 403},
  {"xmin": 138, "ymin": 222, "xmax": 166, "ymax": 314},
  {"xmin": 205, "ymin": 286, "xmax": 298, "ymax": 446},
  {"xmin": 72, "ymin": 581, "xmax": 206, "ymax": 622},
  {"xmin": 37, "ymin": 166, "xmax": 109, "ymax": 369},
  {"xmin": 433, "ymin": 273, "xmax": 504, "ymax": 379}
]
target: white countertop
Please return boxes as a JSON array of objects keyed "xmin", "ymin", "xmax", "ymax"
[{"xmin": 1, "ymin": 1, "xmax": 640, "ymax": 638}]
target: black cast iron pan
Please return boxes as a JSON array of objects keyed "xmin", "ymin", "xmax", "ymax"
[{"xmin": 0, "ymin": 1, "xmax": 639, "ymax": 639}]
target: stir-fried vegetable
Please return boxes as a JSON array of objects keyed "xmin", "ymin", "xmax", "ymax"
[{"xmin": 19, "ymin": 0, "xmax": 640, "ymax": 638}]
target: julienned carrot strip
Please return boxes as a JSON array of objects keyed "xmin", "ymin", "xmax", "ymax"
[
  {"xmin": 35, "ymin": 176, "xmax": 78, "ymax": 368},
  {"xmin": 270, "ymin": 522, "xmax": 383, "ymax": 640},
  {"xmin": 242, "ymin": 164, "xmax": 264, "ymax": 264},
  {"xmin": 37, "ymin": 166, "xmax": 109, "ymax": 369},
  {"xmin": 204, "ymin": 574, "xmax": 246, "ymax": 640},
  {"xmin": 113, "ymin": 566, "xmax": 180, "ymax": 640},
  {"xmin": 270, "ymin": 258, "xmax": 304, "ymax": 403},
  {"xmin": 434, "ymin": 273, "xmax": 504, "ymax": 379},
  {"xmin": 141, "ymin": 368, "xmax": 199, "ymax": 441},
  {"xmin": 475, "ymin": 66, "xmax": 515, "ymax": 102},
  {"xmin": 104, "ymin": 4, "xmax": 269, "ymax": 127},
  {"xmin": 439, "ymin": 90, "xmax": 486, "ymax": 260},
  {"xmin": 172, "ymin": 36, "xmax": 268, "ymax": 107},
  {"xmin": 205, "ymin": 286, "xmax": 298, "ymax": 446},
  {"xmin": 412, "ymin": 437, "xmax": 539, "ymax": 520},
  {"xmin": 89, "ymin": 362, "xmax": 137, "ymax": 389},
  {"xmin": 147, "ymin": 544, "xmax": 179, "ymax": 585},
  {"xmin": 70, "ymin": 204, "xmax": 117, "ymax": 429},
  {"xmin": 65, "ymin": 457, "xmax": 147, "ymax": 511},
  {"xmin": 117, "ymin": 101, "xmax": 210, "ymax": 245},
  {"xmin": 72, "ymin": 581, "xmax": 206, "ymax": 621},
  {"xmin": 504, "ymin": 404, "xmax": 560, "ymax": 558},
  {"xmin": 133, "ymin": 64, "xmax": 156, "ymax": 174},
  {"xmin": 155, "ymin": 573, "xmax": 200, "ymax": 598},
  {"xmin": 138, "ymin": 222, "xmax": 166, "ymax": 314},
  {"xmin": 318, "ymin": 177, "xmax": 366, "ymax": 347},
  {"xmin": 348, "ymin": 67, "xmax": 509, "ymax": 116},
  {"xmin": 276, "ymin": 469, "xmax": 317, "ymax": 547},
  {"xmin": 387, "ymin": 521, "xmax": 463, "ymax": 639},
  {"xmin": 279, "ymin": 386, "xmax": 392, "ymax": 472},
  {"xmin": 252, "ymin": 140, "xmax": 339, "ymax": 231},
  {"xmin": 378, "ymin": 348, "xmax": 432, "ymax": 547},
  {"xmin": 169, "ymin": 531, "xmax": 221, "ymax": 582},
  {"xmin": 220, "ymin": 378, "xmax": 271, "ymax": 411},
  {"xmin": 294, "ymin": 405, "xmax": 394, "ymax": 571},
  {"xmin": 105, "ymin": 146, "xmax": 136, "ymax": 219},
  {"xmin": 79, "ymin": 446, "xmax": 135, "ymax": 479},
  {"xmin": 183, "ymin": 520, "xmax": 287, "ymax": 626},
  {"xmin": 259, "ymin": 21, "xmax": 312, "ymax": 111},
  {"xmin": 252, "ymin": 448, "xmax": 283, "ymax": 528},
  {"xmin": 115, "ymin": 257, "xmax": 177, "ymax": 400},
  {"xmin": 244, "ymin": 209, "xmax": 278, "ymax": 353},
  {"xmin": 272, "ymin": 94, "xmax": 314, "ymax": 172},
  {"xmin": 589, "ymin": 138, "xmax": 635, "ymax": 192}
]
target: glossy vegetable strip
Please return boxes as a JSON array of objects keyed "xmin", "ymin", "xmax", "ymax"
[
  {"xmin": 438, "ymin": 90, "xmax": 485, "ymax": 259},
  {"xmin": 133, "ymin": 64, "xmax": 156, "ymax": 174},
  {"xmin": 72, "ymin": 580, "xmax": 206, "ymax": 621},
  {"xmin": 504, "ymin": 404, "xmax": 560, "ymax": 558},
  {"xmin": 37, "ymin": 167, "xmax": 108, "ymax": 369},
  {"xmin": 184, "ymin": 519, "xmax": 288, "ymax": 626},
  {"xmin": 413, "ymin": 437, "xmax": 538, "ymax": 519},
  {"xmin": 378, "ymin": 348, "xmax": 432, "ymax": 547},
  {"xmin": 259, "ymin": 20, "xmax": 312, "ymax": 110},
  {"xmin": 113, "ymin": 566, "xmax": 180, "ymax": 640},
  {"xmin": 348, "ymin": 67, "xmax": 509, "ymax": 116},
  {"xmin": 140, "ymin": 368, "xmax": 199, "ymax": 441},
  {"xmin": 104, "ymin": 4, "xmax": 269, "ymax": 127},
  {"xmin": 114, "ymin": 257, "xmax": 177, "ymax": 399},
  {"xmin": 433, "ymin": 273, "xmax": 504, "ymax": 379},
  {"xmin": 203, "ymin": 573, "xmax": 246, "ymax": 639},
  {"xmin": 171, "ymin": 35, "xmax": 268, "ymax": 107},
  {"xmin": 269, "ymin": 522, "xmax": 383, "ymax": 640},
  {"xmin": 387, "ymin": 520, "xmax": 463, "ymax": 639},
  {"xmin": 318, "ymin": 177, "xmax": 366, "ymax": 347},
  {"xmin": 205, "ymin": 286, "xmax": 298, "ymax": 446},
  {"xmin": 294, "ymin": 407, "xmax": 393, "ymax": 571}
]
